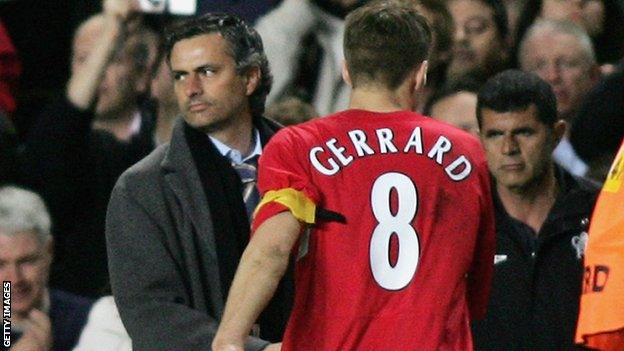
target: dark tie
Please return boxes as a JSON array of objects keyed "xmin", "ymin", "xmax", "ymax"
[{"xmin": 232, "ymin": 157, "xmax": 260, "ymax": 220}]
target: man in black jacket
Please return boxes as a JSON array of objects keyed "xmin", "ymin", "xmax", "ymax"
[
  {"xmin": 106, "ymin": 13, "xmax": 291, "ymax": 351},
  {"xmin": 19, "ymin": 0, "xmax": 157, "ymax": 297},
  {"xmin": 472, "ymin": 70, "xmax": 599, "ymax": 350}
]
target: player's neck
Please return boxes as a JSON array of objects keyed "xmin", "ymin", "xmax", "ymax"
[{"xmin": 349, "ymin": 86, "xmax": 413, "ymax": 112}]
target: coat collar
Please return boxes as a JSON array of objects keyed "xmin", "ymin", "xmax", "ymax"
[
  {"xmin": 161, "ymin": 118, "xmax": 218, "ymax": 258},
  {"xmin": 157, "ymin": 117, "xmax": 280, "ymax": 305}
]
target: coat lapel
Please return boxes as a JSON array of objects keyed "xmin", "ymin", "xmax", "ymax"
[{"xmin": 161, "ymin": 119, "xmax": 224, "ymax": 304}]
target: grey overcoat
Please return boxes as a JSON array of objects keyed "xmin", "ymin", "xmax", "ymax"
[{"xmin": 106, "ymin": 119, "xmax": 274, "ymax": 351}]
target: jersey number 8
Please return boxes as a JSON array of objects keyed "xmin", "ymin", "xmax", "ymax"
[{"xmin": 370, "ymin": 172, "xmax": 420, "ymax": 291}]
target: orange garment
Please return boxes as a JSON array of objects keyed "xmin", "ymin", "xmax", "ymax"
[{"xmin": 576, "ymin": 140, "xmax": 624, "ymax": 351}]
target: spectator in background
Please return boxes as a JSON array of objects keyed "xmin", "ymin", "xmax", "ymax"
[
  {"xmin": 0, "ymin": 19, "xmax": 21, "ymax": 118},
  {"xmin": 68, "ymin": 10, "xmax": 157, "ymax": 141},
  {"xmin": 518, "ymin": 19, "xmax": 600, "ymax": 177},
  {"xmin": 424, "ymin": 75, "xmax": 482, "ymax": 137},
  {"xmin": 265, "ymin": 96, "xmax": 318, "ymax": 126},
  {"xmin": 0, "ymin": 186, "xmax": 92, "ymax": 351},
  {"xmin": 256, "ymin": 0, "xmax": 368, "ymax": 116},
  {"xmin": 446, "ymin": 0, "xmax": 510, "ymax": 83},
  {"xmin": 106, "ymin": 13, "xmax": 291, "ymax": 351},
  {"xmin": 390, "ymin": 0, "xmax": 455, "ymax": 112},
  {"xmin": 18, "ymin": 0, "xmax": 158, "ymax": 297},
  {"xmin": 514, "ymin": 0, "xmax": 624, "ymax": 67},
  {"xmin": 472, "ymin": 70, "xmax": 598, "ymax": 350},
  {"xmin": 571, "ymin": 68, "xmax": 624, "ymax": 183},
  {"xmin": 150, "ymin": 54, "xmax": 178, "ymax": 145}
]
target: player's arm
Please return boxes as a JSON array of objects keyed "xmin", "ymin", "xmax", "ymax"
[{"xmin": 212, "ymin": 211, "xmax": 302, "ymax": 351}]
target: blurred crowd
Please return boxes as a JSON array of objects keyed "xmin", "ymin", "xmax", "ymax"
[{"xmin": 0, "ymin": 0, "xmax": 622, "ymax": 350}]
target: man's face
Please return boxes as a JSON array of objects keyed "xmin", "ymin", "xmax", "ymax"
[
  {"xmin": 0, "ymin": 231, "xmax": 51, "ymax": 318},
  {"xmin": 521, "ymin": 30, "xmax": 598, "ymax": 121},
  {"xmin": 448, "ymin": 0, "xmax": 506, "ymax": 78},
  {"xmin": 170, "ymin": 33, "xmax": 254, "ymax": 134},
  {"xmin": 480, "ymin": 105, "xmax": 558, "ymax": 192},
  {"xmin": 71, "ymin": 20, "xmax": 140, "ymax": 119},
  {"xmin": 430, "ymin": 91, "xmax": 480, "ymax": 137}
]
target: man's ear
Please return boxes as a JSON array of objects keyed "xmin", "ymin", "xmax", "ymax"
[
  {"xmin": 414, "ymin": 60, "xmax": 428, "ymax": 91},
  {"xmin": 553, "ymin": 119, "xmax": 567, "ymax": 144},
  {"xmin": 244, "ymin": 66, "xmax": 261, "ymax": 96},
  {"xmin": 342, "ymin": 60, "xmax": 352, "ymax": 87}
]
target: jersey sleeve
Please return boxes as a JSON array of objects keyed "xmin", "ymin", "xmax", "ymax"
[
  {"xmin": 467, "ymin": 154, "xmax": 496, "ymax": 320},
  {"xmin": 252, "ymin": 128, "xmax": 322, "ymax": 232}
]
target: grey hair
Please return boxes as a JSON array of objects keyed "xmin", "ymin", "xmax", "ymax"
[
  {"xmin": 519, "ymin": 19, "xmax": 596, "ymax": 68},
  {"xmin": 0, "ymin": 186, "xmax": 52, "ymax": 245}
]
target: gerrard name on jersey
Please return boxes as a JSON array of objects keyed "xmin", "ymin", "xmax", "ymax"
[{"xmin": 308, "ymin": 127, "xmax": 473, "ymax": 181}]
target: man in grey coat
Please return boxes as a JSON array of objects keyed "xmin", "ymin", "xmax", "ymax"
[{"xmin": 106, "ymin": 13, "xmax": 291, "ymax": 351}]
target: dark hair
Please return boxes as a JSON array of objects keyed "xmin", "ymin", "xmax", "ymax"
[
  {"xmin": 265, "ymin": 96, "xmax": 318, "ymax": 126},
  {"xmin": 571, "ymin": 69, "xmax": 624, "ymax": 163},
  {"xmin": 476, "ymin": 69, "xmax": 557, "ymax": 127},
  {"xmin": 344, "ymin": 0, "xmax": 432, "ymax": 89},
  {"xmin": 392, "ymin": 0, "xmax": 454, "ymax": 66},
  {"xmin": 475, "ymin": 0, "xmax": 509, "ymax": 41},
  {"xmin": 423, "ymin": 73, "xmax": 483, "ymax": 115},
  {"xmin": 513, "ymin": 0, "xmax": 624, "ymax": 65},
  {"xmin": 164, "ymin": 13, "xmax": 272, "ymax": 116}
]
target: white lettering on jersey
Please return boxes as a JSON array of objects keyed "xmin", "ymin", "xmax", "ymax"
[
  {"xmin": 376, "ymin": 128, "xmax": 398, "ymax": 154},
  {"xmin": 445, "ymin": 155, "xmax": 472, "ymax": 181},
  {"xmin": 310, "ymin": 146, "xmax": 340, "ymax": 176},
  {"xmin": 403, "ymin": 127, "xmax": 424, "ymax": 154},
  {"xmin": 327, "ymin": 138, "xmax": 354, "ymax": 166},
  {"xmin": 309, "ymin": 127, "xmax": 473, "ymax": 181},
  {"xmin": 427, "ymin": 136, "xmax": 452, "ymax": 165},
  {"xmin": 348, "ymin": 130, "xmax": 375, "ymax": 157}
]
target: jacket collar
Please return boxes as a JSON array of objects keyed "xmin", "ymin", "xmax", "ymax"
[
  {"xmin": 493, "ymin": 164, "xmax": 598, "ymax": 241},
  {"xmin": 158, "ymin": 116, "xmax": 281, "ymax": 253}
]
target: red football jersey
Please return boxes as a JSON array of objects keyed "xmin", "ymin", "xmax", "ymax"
[{"xmin": 254, "ymin": 109, "xmax": 495, "ymax": 351}]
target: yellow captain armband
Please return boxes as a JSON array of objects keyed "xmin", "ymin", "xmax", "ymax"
[{"xmin": 254, "ymin": 188, "xmax": 316, "ymax": 224}]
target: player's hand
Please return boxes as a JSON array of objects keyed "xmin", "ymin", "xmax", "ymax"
[
  {"xmin": 10, "ymin": 310, "xmax": 52, "ymax": 351},
  {"xmin": 264, "ymin": 342, "xmax": 282, "ymax": 351}
]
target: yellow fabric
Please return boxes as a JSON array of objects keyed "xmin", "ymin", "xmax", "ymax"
[
  {"xmin": 576, "ymin": 140, "xmax": 624, "ymax": 351},
  {"xmin": 254, "ymin": 188, "xmax": 316, "ymax": 224}
]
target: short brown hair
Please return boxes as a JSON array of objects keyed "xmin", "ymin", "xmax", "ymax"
[{"xmin": 344, "ymin": 0, "xmax": 432, "ymax": 89}]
